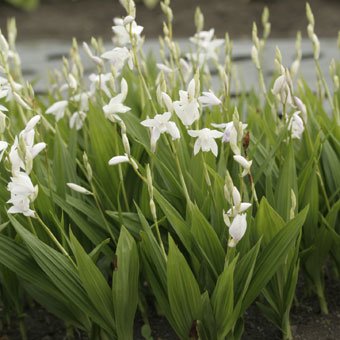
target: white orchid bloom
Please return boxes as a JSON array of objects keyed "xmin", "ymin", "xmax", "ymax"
[
  {"xmin": 0, "ymin": 104, "xmax": 8, "ymax": 112},
  {"xmin": 226, "ymin": 186, "xmax": 252, "ymax": 217},
  {"xmin": 7, "ymin": 172, "xmax": 38, "ymax": 217},
  {"xmin": 89, "ymin": 73, "xmax": 113, "ymax": 97},
  {"xmin": 0, "ymin": 140, "xmax": 8, "ymax": 162},
  {"xmin": 108, "ymin": 154, "xmax": 130, "ymax": 166},
  {"xmin": 288, "ymin": 111, "xmax": 304, "ymax": 140},
  {"xmin": 82, "ymin": 42, "xmax": 103, "ymax": 66},
  {"xmin": 272, "ymin": 71, "xmax": 293, "ymax": 106},
  {"xmin": 294, "ymin": 96, "xmax": 307, "ymax": 123},
  {"xmin": 190, "ymin": 29, "xmax": 224, "ymax": 61},
  {"xmin": 101, "ymin": 47, "xmax": 134, "ymax": 71},
  {"xmin": 69, "ymin": 111, "xmax": 86, "ymax": 131},
  {"xmin": 24, "ymin": 115, "xmax": 41, "ymax": 132},
  {"xmin": 188, "ymin": 128, "xmax": 223, "ymax": 157},
  {"xmin": 228, "ymin": 213, "xmax": 247, "ymax": 247},
  {"xmin": 198, "ymin": 90, "xmax": 221, "ymax": 107},
  {"xmin": 141, "ymin": 112, "xmax": 180, "ymax": 152},
  {"xmin": 211, "ymin": 121, "xmax": 247, "ymax": 155},
  {"xmin": 67, "ymin": 183, "xmax": 92, "ymax": 195},
  {"xmin": 156, "ymin": 63, "xmax": 174, "ymax": 74},
  {"xmin": 45, "ymin": 100, "xmax": 68, "ymax": 121},
  {"xmin": 71, "ymin": 92, "xmax": 91, "ymax": 112},
  {"xmin": 179, "ymin": 58, "xmax": 193, "ymax": 82},
  {"xmin": 9, "ymin": 127, "xmax": 46, "ymax": 175},
  {"xmin": 103, "ymin": 78, "xmax": 130, "ymax": 122},
  {"xmin": 161, "ymin": 92, "xmax": 173, "ymax": 112},
  {"xmin": 233, "ymin": 155, "xmax": 252, "ymax": 177},
  {"xmin": 112, "ymin": 17, "xmax": 144, "ymax": 46},
  {"xmin": 173, "ymin": 79, "xmax": 200, "ymax": 126},
  {"xmin": 0, "ymin": 77, "xmax": 23, "ymax": 102}
]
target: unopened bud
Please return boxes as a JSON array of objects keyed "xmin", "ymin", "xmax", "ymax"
[
  {"xmin": 149, "ymin": 199, "xmax": 157, "ymax": 221},
  {"xmin": 306, "ymin": 3, "xmax": 315, "ymax": 27},
  {"xmin": 224, "ymin": 171, "xmax": 234, "ymax": 204},
  {"xmin": 251, "ymin": 45, "xmax": 260, "ymax": 69},
  {"xmin": 194, "ymin": 7, "xmax": 204, "ymax": 32},
  {"xmin": 146, "ymin": 164, "xmax": 153, "ymax": 197},
  {"xmin": 290, "ymin": 189, "xmax": 297, "ymax": 220},
  {"xmin": 334, "ymin": 75, "xmax": 339, "ymax": 91},
  {"xmin": 122, "ymin": 133, "xmax": 130, "ymax": 156}
]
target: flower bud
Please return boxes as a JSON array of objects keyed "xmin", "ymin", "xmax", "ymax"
[
  {"xmin": 149, "ymin": 199, "xmax": 157, "ymax": 221},
  {"xmin": 67, "ymin": 183, "xmax": 92, "ymax": 195},
  {"xmin": 122, "ymin": 133, "xmax": 130, "ymax": 156},
  {"xmin": 194, "ymin": 7, "xmax": 204, "ymax": 32}
]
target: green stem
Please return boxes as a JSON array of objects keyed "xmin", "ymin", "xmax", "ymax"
[{"xmin": 282, "ymin": 312, "xmax": 293, "ymax": 340}]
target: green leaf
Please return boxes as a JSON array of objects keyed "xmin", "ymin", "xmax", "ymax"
[
  {"xmin": 167, "ymin": 236, "xmax": 202, "ymax": 339},
  {"xmin": 241, "ymin": 206, "xmax": 308, "ymax": 311},
  {"xmin": 275, "ymin": 143, "xmax": 298, "ymax": 221},
  {"xmin": 112, "ymin": 227, "xmax": 139, "ymax": 340},
  {"xmin": 70, "ymin": 231, "xmax": 115, "ymax": 334},
  {"xmin": 211, "ymin": 258, "xmax": 237, "ymax": 339},
  {"xmin": 189, "ymin": 203, "xmax": 225, "ymax": 278}
]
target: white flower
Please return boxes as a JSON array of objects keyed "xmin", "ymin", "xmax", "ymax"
[
  {"xmin": 0, "ymin": 104, "xmax": 8, "ymax": 112},
  {"xmin": 198, "ymin": 90, "xmax": 221, "ymax": 107},
  {"xmin": 0, "ymin": 140, "xmax": 8, "ymax": 161},
  {"xmin": 24, "ymin": 115, "xmax": 41, "ymax": 132},
  {"xmin": 9, "ymin": 129, "xmax": 46, "ymax": 175},
  {"xmin": 7, "ymin": 172, "xmax": 38, "ymax": 217},
  {"xmin": 103, "ymin": 78, "xmax": 130, "ymax": 122},
  {"xmin": 101, "ymin": 47, "xmax": 133, "ymax": 71},
  {"xmin": 294, "ymin": 96, "xmax": 307, "ymax": 123},
  {"xmin": 173, "ymin": 79, "xmax": 200, "ymax": 126},
  {"xmin": 67, "ymin": 183, "xmax": 92, "ymax": 195},
  {"xmin": 112, "ymin": 17, "xmax": 144, "ymax": 46},
  {"xmin": 0, "ymin": 111, "xmax": 7, "ymax": 133},
  {"xmin": 156, "ymin": 63, "xmax": 173, "ymax": 74},
  {"xmin": 82, "ymin": 42, "xmax": 103, "ymax": 66},
  {"xmin": 46, "ymin": 100, "xmax": 68, "ymax": 121},
  {"xmin": 226, "ymin": 186, "xmax": 252, "ymax": 217},
  {"xmin": 161, "ymin": 92, "xmax": 173, "ymax": 112},
  {"xmin": 272, "ymin": 72, "xmax": 293, "ymax": 106},
  {"xmin": 89, "ymin": 73, "xmax": 113, "ymax": 97},
  {"xmin": 71, "ymin": 92, "xmax": 91, "ymax": 112},
  {"xmin": 228, "ymin": 214, "xmax": 247, "ymax": 247},
  {"xmin": 233, "ymin": 155, "xmax": 252, "ymax": 177},
  {"xmin": 69, "ymin": 111, "xmax": 86, "ymax": 131},
  {"xmin": 211, "ymin": 121, "xmax": 247, "ymax": 155},
  {"xmin": 179, "ymin": 58, "xmax": 193, "ymax": 82},
  {"xmin": 190, "ymin": 29, "xmax": 224, "ymax": 61},
  {"xmin": 288, "ymin": 111, "xmax": 304, "ymax": 139},
  {"xmin": 141, "ymin": 112, "xmax": 180, "ymax": 152},
  {"xmin": 188, "ymin": 128, "xmax": 223, "ymax": 157},
  {"xmin": 0, "ymin": 77, "xmax": 22, "ymax": 102},
  {"xmin": 108, "ymin": 154, "xmax": 130, "ymax": 166}
]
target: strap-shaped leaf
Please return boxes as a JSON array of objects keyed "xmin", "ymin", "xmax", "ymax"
[
  {"xmin": 167, "ymin": 236, "xmax": 202, "ymax": 338},
  {"xmin": 112, "ymin": 227, "xmax": 139, "ymax": 340}
]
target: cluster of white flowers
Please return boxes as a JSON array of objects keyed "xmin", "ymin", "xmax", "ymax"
[
  {"xmin": 272, "ymin": 65, "xmax": 306, "ymax": 140},
  {"xmin": 5, "ymin": 115, "xmax": 46, "ymax": 217},
  {"xmin": 0, "ymin": 31, "xmax": 31, "ymax": 112},
  {"xmin": 188, "ymin": 29, "xmax": 224, "ymax": 67},
  {"xmin": 223, "ymin": 184, "xmax": 252, "ymax": 247}
]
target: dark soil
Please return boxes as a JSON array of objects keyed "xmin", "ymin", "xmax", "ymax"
[
  {"xmin": 0, "ymin": 0, "xmax": 339, "ymax": 42},
  {"xmin": 1, "ymin": 275, "xmax": 339, "ymax": 339}
]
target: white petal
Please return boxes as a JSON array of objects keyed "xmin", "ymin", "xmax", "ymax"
[
  {"xmin": 108, "ymin": 155, "xmax": 129, "ymax": 166},
  {"xmin": 67, "ymin": 183, "xmax": 92, "ymax": 195},
  {"xmin": 233, "ymin": 155, "xmax": 251, "ymax": 170},
  {"xmin": 229, "ymin": 214, "xmax": 247, "ymax": 246},
  {"xmin": 25, "ymin": 115, "xmax": 41, "ymax": 131}
]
